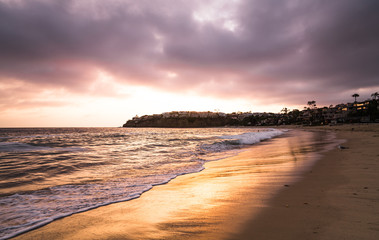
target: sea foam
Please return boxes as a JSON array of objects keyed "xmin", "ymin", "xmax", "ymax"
[{"xmin": 220, "ymin": 129, "xmax": 284, "ymax": 145}]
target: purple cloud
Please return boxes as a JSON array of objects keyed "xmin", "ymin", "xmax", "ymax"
[{"xmin": 0, "ymin": 0, "xmax": 378, "ymax": 110}]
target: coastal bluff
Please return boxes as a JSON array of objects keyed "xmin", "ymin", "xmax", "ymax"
[
  {"xmin": 123, "ymin": 111, "xmax": 252, "ymax": 128},
  {"xmin": 123, "ymin": 99, "xmax": 379, "ymax": 128}
]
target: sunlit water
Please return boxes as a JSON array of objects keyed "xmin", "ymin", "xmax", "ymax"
[{"xmin": 0, "ymin": 127, "xmax": 284, "ymax": 239}]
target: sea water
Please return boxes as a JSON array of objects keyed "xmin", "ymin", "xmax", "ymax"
[{"xmin": 0, "ymin": 127, "xmax": 283, "ymax": 239}]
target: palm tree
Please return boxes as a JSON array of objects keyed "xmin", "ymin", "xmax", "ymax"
[
  {"xmin": 307, "ymin": 100, "xmax": 316, "ymax": 109},
  {"xmin": 281, "ymin": 107, "xmax": 289, "ymax": 114},
  {"xmin": 352, "ymin": 93, "xmax": 359, "ymax": 102},
  {"xmin": 371, "ymin": 92, "xmax": 379, "ymax": 100}
]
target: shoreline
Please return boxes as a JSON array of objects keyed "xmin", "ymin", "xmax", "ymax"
[
  {"xmin": 230, "ymin": 124, "xmax": 379, "ymax": 239},
  {"xmin": 12, "ymin": 125, "xmax": 379, "ymax": 239}
]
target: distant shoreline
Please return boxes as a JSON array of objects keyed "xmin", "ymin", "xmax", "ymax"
[{"xmin": 123, "ymin": 100, "xmax": 379, "ymax": 128}]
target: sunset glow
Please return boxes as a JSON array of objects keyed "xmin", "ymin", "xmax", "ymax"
[{"xmin": 1, "ymin": 0, "xmax": 378, "ymax": 127}]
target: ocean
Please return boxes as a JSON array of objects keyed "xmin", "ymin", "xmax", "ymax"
[{"xmin": 0, "ymin": 127, "xmax": 286, "ymax": 239}]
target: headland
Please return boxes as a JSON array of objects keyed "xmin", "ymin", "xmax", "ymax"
[{"xmin": 123, "ymin": 99, "xmax": 379, "ymax": 128}]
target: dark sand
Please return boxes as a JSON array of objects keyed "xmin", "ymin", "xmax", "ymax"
[{"xmin": 13, "ymin": 125, "xmax": 379, "ymax": 240}]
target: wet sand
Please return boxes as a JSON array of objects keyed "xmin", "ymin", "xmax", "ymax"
[
  {"xmin": 230, "ymin": 124, "xmax": 379, "ymax": 239},
  {"xmin": 13, "ymin": 125, "xmax": 379, "ymax": 240}
]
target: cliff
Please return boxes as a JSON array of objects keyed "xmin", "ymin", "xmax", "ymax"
[
  {"xmin": 123, "ymin": 100, "xmax": 379, "ymax": 128},
  {"xmin": 123, "ymin": 116, "xmax": 228, "ymax": 128},
  {"xmin": 123, "ymin": 111, "xmax": 249, "ymax": 128}
]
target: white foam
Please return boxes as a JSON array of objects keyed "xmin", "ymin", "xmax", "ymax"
[
  {"xmin": 220, "ymin": 129, "xmax": 284, "ymax": 145},
  {"xmin": 0, "ymin": 165, "xmax": 206, "ymax": 240}
]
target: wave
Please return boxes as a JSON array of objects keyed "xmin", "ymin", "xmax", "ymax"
[
  {"xmin": 0, "ymin": 164, "xmax": 205, "ymax": 240},
  {"xmin": 220, "ymin": 128, "xmax": 284, "ymax": 145},
  {"xmin": 0, "ymin": 142, "xmax": 85, "ymax": 152},
  {"xmin": 200, "ymin": 129, "xmax": 284, "ymax": 153}
]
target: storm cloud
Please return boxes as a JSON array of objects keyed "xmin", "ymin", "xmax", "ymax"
[{"xmin": 1, "ymin": 0, "xmax": 379, "ymax": 108}]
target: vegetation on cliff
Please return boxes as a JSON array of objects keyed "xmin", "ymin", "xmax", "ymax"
[{"xmin": 123, "ymin": 96, "xmax": 379, "ymax": 128}]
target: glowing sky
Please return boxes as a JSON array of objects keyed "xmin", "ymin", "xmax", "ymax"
[{"xmin": 1, "ymin": 0, "xmax": 379, "ymax": 127}]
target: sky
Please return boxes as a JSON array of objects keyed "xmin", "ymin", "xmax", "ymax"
[{"xmin": 0, "ymin": 0, "xmax": 379, "ymax": 127}]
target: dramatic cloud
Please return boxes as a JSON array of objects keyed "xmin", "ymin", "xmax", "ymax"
[{"xmin": 1, "ymin": 0, "xmax": 379, "ymax": 125}]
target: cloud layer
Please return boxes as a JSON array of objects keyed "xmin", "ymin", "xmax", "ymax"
[{"xmin": 1, "ymin": 0, "xmax": 379, "ymax": 112}]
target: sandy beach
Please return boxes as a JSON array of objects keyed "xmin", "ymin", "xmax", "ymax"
[
  {"xmin": 12, "ymin": 124, "xmax": 379, "ymax": 240},
  {"xmin": 231, "ymin": 124, "xmax": 379, "ymax": 240}
]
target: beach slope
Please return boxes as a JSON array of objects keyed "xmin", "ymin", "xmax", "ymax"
[{"xmin": 230, "ymin": 124, "xmax": 379, "ymax": 239}]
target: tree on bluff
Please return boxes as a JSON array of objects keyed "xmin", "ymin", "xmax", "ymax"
[
  {"xmin": 307, "ymin": 100, "xmax": 316, "ymax": 109},
  {"xmin": 352, "ymin": 93, "xmax": 359, "ymax": 102}
]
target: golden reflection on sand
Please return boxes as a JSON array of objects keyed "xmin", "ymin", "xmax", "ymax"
[{"xmin": 15, "ymin": 130, "xmax": 335, "ymax": 240}]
